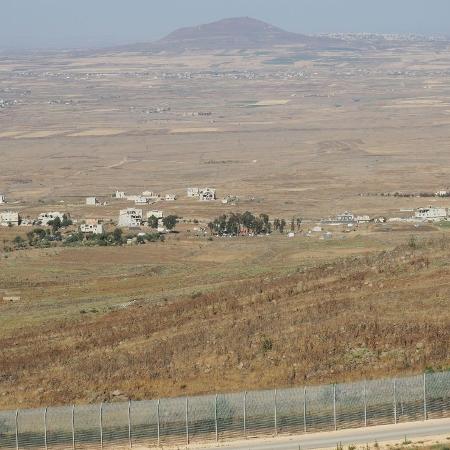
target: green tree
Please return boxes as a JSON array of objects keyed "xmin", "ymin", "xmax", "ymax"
[
  {"xmin": 148, "ymin": 215, "xmax": 159, "ymax": 229},
  {"xmin": 279, "ymin": 219, "xmax": 286, "ymax": 234},
  {"xmin": 61, "ymin": 214, "xmax": 72, "ymax": 227},
  {"xmin": 163, "ymin": 215, "xmax": 178, "ymax": 231}
]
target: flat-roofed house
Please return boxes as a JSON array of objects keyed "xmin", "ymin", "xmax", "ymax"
[
  {"xmin": 86, "ymin": 197, "xmax": 99, "ymax": 206},
  {"xmin": 187, "ymin": 187, "xmax": 200, "ymax": 198},
  {"xmin": 80, "ymin": 219, "xmax": 103, "ymax": 235},
  {"xmin": 199, "ymin": 188, "xmax": 216, "ymax": 201},
  {"xmin": 415, "ymin": 206, "xmax": 448, "ymax": 222},
  {"xmin": 0, "ymin": 211, "xmax": 19, "ymax": 226},
  {"xmin": 146, "ymin": 210, "xmax": 164, "ymax": 219},
  {"xmin": 38, "ymin": 212, "xmax": 65, "ymax": 226},
  {"xmin": 118, "ymin": 208, "xmax": 143, "ymax": 228}
]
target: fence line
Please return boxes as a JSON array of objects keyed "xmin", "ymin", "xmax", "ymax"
[{"xmin": 1, "ymin": 371, "xmax": 449, "ymax": 449}]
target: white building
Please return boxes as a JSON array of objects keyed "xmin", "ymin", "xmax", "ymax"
[
  {"xmin": 146, "ymin": 210, "xmax": 164, "ymax": 219},
  {"xmin": 114, "ymin": 191, "xmax": 126, "ymax": 199},
  {"xmin": 336, "ymin": 212, "xmax": 355, "ymax": 223},
  {"xmin": 435, "ymin": 189, "xmax": 449, "ymax": 197},
  {"xmin": 356, "ymin": 215, "xmax": 371, "ymax": 224},
  {"xmin": 187, "ymin": 187, "xmax": 200, "ymax": 198},
  {"xmin": 142, "ymin": 191, "xmax": 160, "ymax": 199},
  {"xmin": 0, "ymin": 211, "xmax": 19, "ymax": 226},
  {"xmin": 199, "ymin": 188, "xmax": 216, "ymax": 201},
  {"xmin": 80, "ymin": 219, "xmax": 103, "ymax": 235},
  {"xmin": 38, "ymin": 212, "xmax": 65, "ymax": 226},
  {"xmin": 118, "ymin": 208, "xmax": 143, "ymax": 228},
  {"xmin": 86, "ymin": 197, "xmax": 99, "ymax": 206},
  {"xmin": 135, "ymin": 196, "xmax": 150, "ymax": 205},
  {"xmin": 165, "ymin": 193, "xmax": 177, "ymax": 201},
  {"xmin": 415, "ymin": 207, "xmax": 448, "ymax": 222},
  {"xmin": 0, "ymin": 194, "xmax": 6, "ymax": 204}
]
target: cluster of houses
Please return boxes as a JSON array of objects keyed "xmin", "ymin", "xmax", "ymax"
[
  {"xmin": 112, "ymin": 191, "xmax": 177, "ymax": 204},
  {"xmin": 187, "ymin": 187, "xmax": 216, "ymax": 201}
]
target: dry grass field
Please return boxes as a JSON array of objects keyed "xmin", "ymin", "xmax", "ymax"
[
  {"xmin": 0, "ymin": 233, "xmax": 450, "ymax": 408},
  {"xmin": 1, "ymin": 41, "xmax": 450, "ymax": 409}
]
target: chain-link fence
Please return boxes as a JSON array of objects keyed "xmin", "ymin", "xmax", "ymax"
[{"xmin": 1, "ymin": 371, "xmax": 449, "ymax": 449}]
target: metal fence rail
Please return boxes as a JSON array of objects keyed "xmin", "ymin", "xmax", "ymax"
[{"xmin": 1, "ymin": 371, "xmax": 449, "ymax": 449}]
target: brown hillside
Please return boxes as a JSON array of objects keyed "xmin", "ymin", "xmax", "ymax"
[{"xmin": 1, "ymin": 237, "xmax": 449, "ymax": 409}]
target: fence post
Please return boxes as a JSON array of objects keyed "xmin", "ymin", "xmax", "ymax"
[
  {"xmin": 185, "ymin": 397, "xmax": 189, "ymax": 446},
  {"xmin": 363, "ymin": 381, "xmax": 367, "ymax": 427},
  {"xmin": 393, "ymin": 379, "xmax": 397, "ymax": 425},
  {"xmin": 243, "ymin": 391, "xmax": 247, "ymax": 438},
  {"xmin": 333, "ymin": 384, "xmax": 337, "ymax": 431},
  {"xmin": 157, "ymin": 399, "xmax": 160, "ymax": 447},
  {"xmin": 303, "ymin": 386, "xmax": 307, "ymax": 433},
  {"xmin": 99, "ymin": 402, "xmax": 103, "ymax": 449},
  {"xmin": 15, "ymin": 409, "xmax": 19, "ymax": 450},
  {"xmin": 71, "ymin": 405, "xmax": 75, "ymax": 450},
  {"xmin": 44, "ymin": 407, "xmax": 48, "ymax": 450},
  {"xmin": 128, "ymin": 400, "xmax": 132, "ymax": 448},
  {"xmin": 274, "ymin": 389, "xmax": 278, "ymax": 436},
  {"xmin": 214, "ymin": 394, "xmax": 218, "ymax": 443},
  {"xmin": 423, "ymin": 373, "xmax": 427, "ymax": 421}
]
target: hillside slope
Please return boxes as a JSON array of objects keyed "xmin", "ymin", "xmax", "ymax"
[{"xmin": 1, "ymin": 236, "xmax": 449, "ymax": 409}]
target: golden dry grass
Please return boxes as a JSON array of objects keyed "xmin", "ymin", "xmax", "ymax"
[{"xmin": 0, "ymin": 235, "xmax": 449, "ymax": 409}]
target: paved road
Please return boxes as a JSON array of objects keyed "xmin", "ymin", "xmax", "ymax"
[{"xmin": 199, "ymin": 418, "xmax": 450, "ymax": 450}]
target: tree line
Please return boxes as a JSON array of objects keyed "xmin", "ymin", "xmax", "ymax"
[{"xmin": 207, "ymin": 212, "xmax": 302, "ymax": 236}]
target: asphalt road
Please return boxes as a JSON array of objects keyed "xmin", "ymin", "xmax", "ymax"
[{"xmin": 199, "ymin": 418, "xmax": 450, "ymax": 450}]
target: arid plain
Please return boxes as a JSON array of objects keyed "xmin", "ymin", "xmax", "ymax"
[{"xmin": 1, "ymin": 39, "xmax": 450, "ymax": 408}]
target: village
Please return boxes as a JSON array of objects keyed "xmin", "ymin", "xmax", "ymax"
[{"xmin": 2, "ymin": 185, "xmax": 450, "ymax": 250}]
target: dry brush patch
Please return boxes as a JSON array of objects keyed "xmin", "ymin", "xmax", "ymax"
[{"xmin": 0, "ymin": 238, "xmax": 450, "ymax": 409}]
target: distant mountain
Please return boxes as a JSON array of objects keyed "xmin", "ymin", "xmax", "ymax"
[{"xmin": 121, "ymin": 17, "xmax": 344, "ymax": 53}]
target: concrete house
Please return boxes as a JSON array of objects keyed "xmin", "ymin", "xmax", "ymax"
[
  {"xmin": 86, "ymin": 197, "xmax": 99, "ymax": 206},
  {"xmin": 135, "ymin": 196, "xmax": 150, "ymax": 205},
  {"xmin": 356, "ymin": 215, "xmax": 371, "ymax": 224},
  {"xmin": 118, "ymin": 208, "xmax": 143, "ymax": 228},
  {"xmin": 146, "ymin": 210, "xmax": 164, "ymax": 219},
  {"xmin": 38, "ymin": 212, "xmax": 65, "ymax": 226},
  {"xmin": 0, "ymin": 211, "xmax": 19, "ymax": 226},
  {"xmin": 336, "ymin": 212, "xmax": 355, "ymax": 223},
  {"xmin": 114, "ymin": 191, "xmax": 126, "ymax": 199},
  {"xmin": 165, "ymin": 193, "xmax": 177, "ymax": 201},
  {"xmin": 142, "ymin": 191, "xmax": 160, "ymax": 199},
  {"xmin": 0, "ymin": 194, "xmax": 6, "ymax": 204},
  {"xmin": 80, "ymin": 219, "xmax": 103, "ymax": 235},
  {"xmin": 187, "ymin": 187, "xmax": 200, "ymax": 198},
  {"xmin": 415, "ymin": 206, "xmax": 448, "ymax": 222},
  {"xmin": 199, "ymin": 188, "xmax": 216, "ymax": 201}
]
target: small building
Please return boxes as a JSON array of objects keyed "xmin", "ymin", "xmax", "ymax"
[
  {"xmin": 165, "ymin": 193, "xmax": 177, "ymax": 201},
  {"xmin": 86, "ymin": 197, "xmax": 99, "ymax": 206},
  {"xmin": 38, "ymin": 212, "xmax": 64, "ymax": 226},
  {"xmin": 187, "ymin": 187, "xmax": 200, "ymax": 198},
  {"xmin": 415, "ymin": 206, "xmax": 448, "ymax": 222},
  {"xmin": 199, "ymin": 188, "xmax": 216, "ymax": 202},
  {"xmin": 312, "ymin": 226, "xmax": 323, "ymax": 233},
  {"xmin": 435, "ymin": 190, "xmax": 449, "ymax": 197},
  {"xmin": 142, "ymin": 191, "xmax": 160, "ymax": 199},
  {"xmin": 356, "ymin": 215, "xmax": 371, "ymax": 224},
  {"xmin": 126, "ymin": 195, "xmax": 139, "ymax": 202},
  {"xmin": 114, "ymin": 191, "xmax": 126, "ymax": 199},
  {"xmin": 336, "ymin": 212, "xmax": 355, "ymax": 224},
  {"xmin": 135, "ymin": 196, "xmax": 150, "ymax": 205},
  {"xmin": 80, "ymin": 219, "xmax": 103, "ymax": 235},
  {"xmin": 0, "ymin": 211, "xmax": 19, "ymax": 226},
  {"xmin": 0, "ymin": 194, "xmax": 6, "ymax": 204},
  {"xmin": 146, "ymin": 210, "xmax": 164, "ymax": 219},
  {"xmin": 118, "ymin": 208, "xmax": 143, "ymax": 228}
]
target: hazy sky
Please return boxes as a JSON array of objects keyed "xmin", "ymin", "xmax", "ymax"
[{"xmin": 3, "ymin": 0, "xmax": 450, "ymax": 50}]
